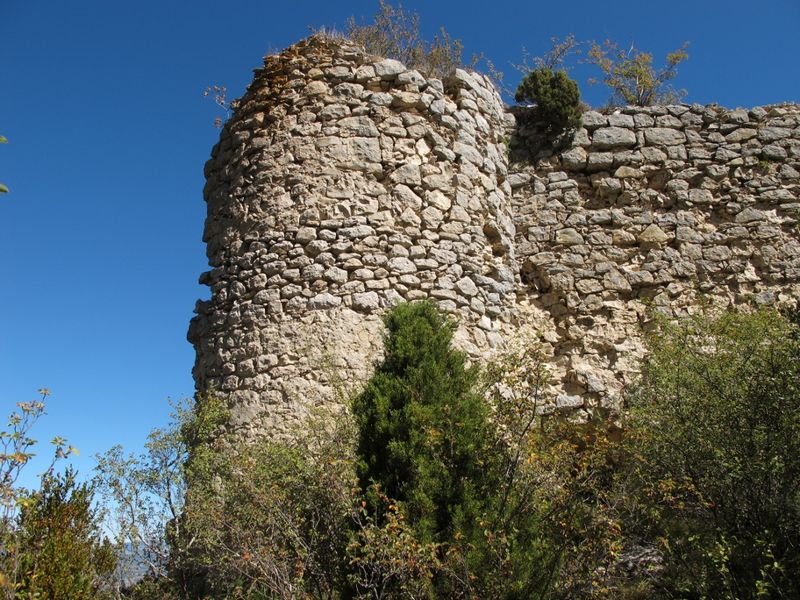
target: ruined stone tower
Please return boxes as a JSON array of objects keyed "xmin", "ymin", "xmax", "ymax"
[
  {"xmin": 189, "ymin": 35, "xmax": 800, "ymax": 438},
  {"xmin": 188, "ymin": 36, "xmax": 517, "ymax": 437}
]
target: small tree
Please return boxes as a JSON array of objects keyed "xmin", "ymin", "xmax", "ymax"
[
  {"xmin": 346, "ymin": 1, "xmax": 463, "ymax": 78},
  {"xmin": 0, "ymin": 390, "xmax": 84, "ymax": 598},
  {"xmin": 515, "ymin": 67, "xmax": 582, "ymax": 132},
  {"xmin": 93, "ymin": 394, "xmax": 229, "ymax": 598},
  {"xmin": 14, "ymin": 468, "xmax": 116, "ymax": 600},
  {"xmin": 353, "ymin": 302, "xmax": 497, "ymax": 545},
  {"xmin": 586, "ymin": 40, "xmax": 689, "ymax": 106},
  {"xmin": 94, "ymin": 399, "xmax": 194, "ymax": 593}
]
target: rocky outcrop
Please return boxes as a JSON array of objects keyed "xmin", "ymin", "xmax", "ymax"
[{"xmin": 189, "ymin": 35, "xmax": 800, "ymax": 437}]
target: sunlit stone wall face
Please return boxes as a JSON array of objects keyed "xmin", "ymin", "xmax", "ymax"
[
  {"xmin": 509, "ymin": 103, "xmax": 800, "ymax": 418},
  {"xmin": 188, "ymin": 36, "xmax": 516, "ymax": 437}
]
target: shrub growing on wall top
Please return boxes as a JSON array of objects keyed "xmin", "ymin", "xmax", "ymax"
[
  {"xmin": 515, "ymin": 67, "xmax": 582, "ymax": 133},
  {"xmin": 586, "ymin": 40, "xmax": 689, "ymax": 106},
  {"xmin": 346, "ymin": 0, "xmax": 464, "ymax": 78}
]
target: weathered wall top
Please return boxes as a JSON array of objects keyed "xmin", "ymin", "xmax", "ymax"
[{"xmin": 189, "ymin": 35, "xmax": 800, "ymax": 436}]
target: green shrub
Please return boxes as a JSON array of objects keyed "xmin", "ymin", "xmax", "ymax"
[
  {"xmin": 176, "ymin": 405, "xmax": 354, "ymax": 599},
  {"xmin": 353, "ymin": 302, "xmax": 496, "ymax": 543},
  {"xmin": 14, "ymin": 468, "xmax": 117, "ymax": 600},
  {"xmin": 624, "ymin": 307, "xmax": 800, "ymax": 598},
  {"xmin": 0, "ymin": 391, "xmax": 100, "ymax": 599},
  {"xmin": 515, "ymin": 67, "xmax": 582, "ymax": 132}
]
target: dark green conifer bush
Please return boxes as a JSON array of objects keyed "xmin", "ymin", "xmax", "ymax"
[
  {"xmin": 353, "ymin": 301, "xmax": 496, "ymax": 544},
  {"xmin": 352, "ymin": 302, "xmax": 562, "ymax": 598},
  {"xmin": 515, "ymin": 67, "xmax": 582, "ymax": 132}
]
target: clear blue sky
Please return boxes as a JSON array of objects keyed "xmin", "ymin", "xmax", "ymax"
[{"xmin": 2, "ymin": 0, "xmax": 799, "ymax": 487}]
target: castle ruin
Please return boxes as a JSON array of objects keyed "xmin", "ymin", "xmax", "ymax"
[{"xmin": 188, "ymin": 36, "xmax": 800, "ymax": 437}]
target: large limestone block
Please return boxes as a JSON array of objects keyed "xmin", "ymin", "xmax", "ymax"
[
  {"xmin": 592, "ymin": 127, "xmax": 637, "ymax": 149},
  {"xmin": 644, "ymin": 128, "xmax": 686, "ymax": 146}
]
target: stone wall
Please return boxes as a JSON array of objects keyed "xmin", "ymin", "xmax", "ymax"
[
  {"xmin": 510, "ymin": 103, "xmax": 800, "ymax": 417},
  {"xmin": 188, "ymin": 35, "xmax": 515, "ymax": 437},
  {"xmin": 189, "ymin": 35, "xmax": 800, "ymax": 436}
]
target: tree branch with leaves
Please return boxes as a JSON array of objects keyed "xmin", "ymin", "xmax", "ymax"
[{"xmin": 585, "ymin": 40, "xmax": 689, "ymax": 106}]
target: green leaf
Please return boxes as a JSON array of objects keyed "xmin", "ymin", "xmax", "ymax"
[
  {"xmin": 0, "ymin": 184, "xmax": 8, "ymax": 194},
  {"xmin": 0, "ymin": 136, "xmax": 7, "ymax": 143}
]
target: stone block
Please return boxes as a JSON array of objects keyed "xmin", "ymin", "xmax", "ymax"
[
  {"xmin": 645, "ymin": 128, "xmax": 687, "ymax": 146},
  {"xmin": 592, "ymin": 127, "xmax": 637, "ymax": 149}
]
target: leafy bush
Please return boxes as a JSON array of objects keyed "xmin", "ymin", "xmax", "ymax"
[
  {"xmin": 175, "ymin": 404, "xmax": 354, "ymax": 599},
  {"xmin": 484, "ymin": 339, "xmax": 636, "ymax": 598},
  {"xmin": 586, "ymin": 40, "xmax": 689, "ymax": 106},
  {"xmin": 515, "ymin": 67, "xmax": 582, "ymax": 133},
  {"xmin": 94, "ymin": 392, "xmax": 355, "ymax": 599},
  {"xmin": 0, "ymin": 391, "xmax": 108, "ymax": 599},
  {"xmin": 12, "ymin": 468, "xmax": 116, "ymax": 599},
  {"xmin": 346, "ymin": 491, "xmax": 440, "ymax": 598},
  {"xmin": 624, "ymin": 307, "xmax": 800, "ymax": 597},
  {"xmin": 346, "ymin": 1, "xmax": 463, "ymax": 78}
]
